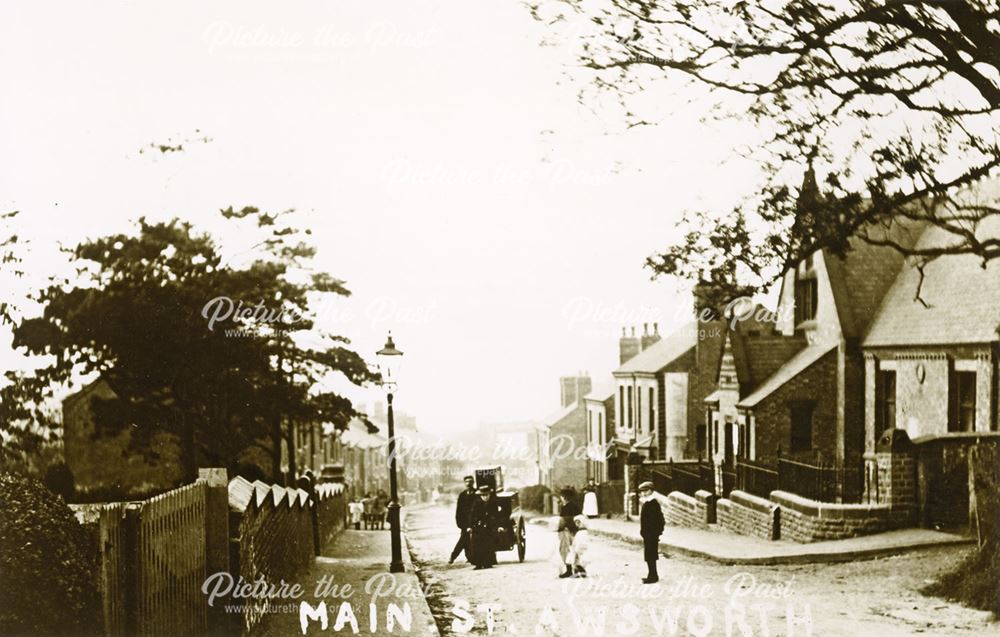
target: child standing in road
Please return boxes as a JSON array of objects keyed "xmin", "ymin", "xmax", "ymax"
[{"xmin": 567, "ymin": 514, "xmax": 591, "ymax": 578}]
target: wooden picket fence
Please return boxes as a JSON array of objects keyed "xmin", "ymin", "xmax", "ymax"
[
  {"xmin": 131, "ymin": 481, "xmax": 207, "ymax": 636},
  {"xmin": 79, "ymin": 470, "xmax": 347, "ymax": 637},
  {"xmin": 81, "ymin": 480, "xmax": 210, "ymax": 637}
]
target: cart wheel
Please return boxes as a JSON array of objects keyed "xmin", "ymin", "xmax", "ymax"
[{"xmin": 516, "ymin": 518, "xmax": 526, "ymax": 562}]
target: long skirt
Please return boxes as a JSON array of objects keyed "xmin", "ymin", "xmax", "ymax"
[
  {"xmin": 582, "ymin": 491, "xmax": 599, "ymax": 517},
  {"xmin": 468, "ymin": 528, "xmax": 497, "ymax": 567}
]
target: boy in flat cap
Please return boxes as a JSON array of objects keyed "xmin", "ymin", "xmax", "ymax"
[{"xmin": 638, "ymin": 482, "xmax": 664, "ymax": 583}]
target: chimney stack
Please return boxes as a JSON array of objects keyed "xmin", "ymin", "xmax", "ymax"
[
  {"xmin": 560, "ymin": 374, "xmax": 593, "ymax": 408},
  {"xmin": 619, "ymin": 326, "xmax": 641, "ymax": 364},
  {"xmin": 641, "ymin": 321, "xmax": 661, "ymax": 351}
]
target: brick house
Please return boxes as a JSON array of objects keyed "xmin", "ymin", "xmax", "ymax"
[
  {"xmin": 704, "ymin": 318, "xmax": 805, "ymax": 467},
  {"xmin": 62, "ymin": 378, "xmax": 182, "ymax": 493},
  {"xmin": 861, "ymin": 221, "xmax": 1000, "ymax": 516},
  {"xmin": 583, "ymin": 383, "xmax": 616, "ymax": 483},
  {"xmin": 542, "ymin": 374, "xmax": 591, "ymax": 490},
  {"xmin": 544, "ymin": 402, "xmax": 588, "ymax": 489},
  {"xmin": 612, "ymin": 322, "xmax": 726, "ymax": 462},
  {"xmin": 708, "ymin": 221, "xmax": 924, "ymax": 500}
]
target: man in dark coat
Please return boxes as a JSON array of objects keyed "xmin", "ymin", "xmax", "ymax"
[
  {"xmin": 468, "ymin": 486, "xmax": 504, "ymax": 569},
  {"xmin": 449, "ymin": 476, "xmax": 476, "ymax": 564},
  {"xmin": 638, "ymin": 481, "xmax": 664, "ymax": 583}
]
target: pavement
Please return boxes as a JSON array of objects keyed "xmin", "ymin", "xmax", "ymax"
[
  {"xmin": 529, "ymin": 513, "xmax": 973, "ymax": 565},
  {"xmin": 256, "ymin": 519, "xmax": 440, "ymax": 637}
]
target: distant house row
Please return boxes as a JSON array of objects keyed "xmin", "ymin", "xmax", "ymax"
[{"xmin": 538, "ymin": 214, "xmax": 999, "ymax": 515}]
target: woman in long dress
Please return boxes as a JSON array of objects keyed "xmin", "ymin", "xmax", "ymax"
[
  {"xmin": 582, "ymin": 479, "xmax": 599, "ymax": 518},
  {"xmin": 468, "ymin": 486, "xmax": 501, "ymax": 569}
]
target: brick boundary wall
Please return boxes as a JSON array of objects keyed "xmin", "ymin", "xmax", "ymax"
[
  {"xmin": 717, "ymin": 490, "xmax": 780, "ymax": 540},
  {"xmin": 769, "ymin": 490, "xmax": 907, "ymax": 543}
]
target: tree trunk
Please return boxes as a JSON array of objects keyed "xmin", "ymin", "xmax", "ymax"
[
  {"xmin": 285, "ymin": 422, "xmax": 297, "ymax": 485},
  {"xmin": 180, "ymin": 414, "xmax": 196, "ymax": 483},
  {"xmin": 270, "ymin": 413, "xmax": 282, "ymax": 483}
]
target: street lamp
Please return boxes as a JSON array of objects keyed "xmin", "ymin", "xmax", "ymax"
[{"xmin": 376, "ymin": 331, "xmax": 405, "ymax": 573}]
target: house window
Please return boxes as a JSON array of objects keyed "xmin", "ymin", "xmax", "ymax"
[
  {"xmin": 875, "ymin": 370, "xmax": 896, "ymax": 434},
  {"xmin": 627, "ymin": 385, "xmax": 633, "ymax": 429},
  {"xmin": 951, "ymin": 371, "xmax": 977, "ymax": 432},
  {"xmin": 738, "ymin": 424, "xmax": 748, "ymax": 460},
  {"xmin": 648, "ymin": 388, "xmax": 655, "ymax": 434},
  {"xmin": 794, "ymin": 275, "xmax": 818, "ymax": 324},
  {"xmin": 619, "ymin": 386, "xmax": 624, "ymax": 426},
  {"xmin": 696, "ymin": 424, "xmax": 706, "ymax": 454},
  {"xmin": 637, "ymin": 389, "xmax": 642, "ymax": 434},
  {"xmin": 790, "ymin": 401, "xmax": 814, "ymax": 452}
]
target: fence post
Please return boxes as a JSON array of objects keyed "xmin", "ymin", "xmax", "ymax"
[
  {"xmin": 122, "ymin": 503, "xmax": 141, "ymax": 637},
  {"xmin": 199, "ymin": 468, "xmax": 230, "ymax": 636}
]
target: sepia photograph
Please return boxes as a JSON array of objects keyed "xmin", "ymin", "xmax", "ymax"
[{"xmin": 1, "ymin": 1, "xmax": 999, "ymax": 635}]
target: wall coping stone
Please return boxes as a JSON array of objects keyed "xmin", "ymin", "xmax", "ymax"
[
  {"xmin": 695, "ymin": 490, "xmax": 716, "ymax": 504},
  {"xmin": 770, "ymin": 490, "xmax": 892, "ymax": 520},
  {"xmin": 729, "ymin": 489, "xmax": 777, "ymax": 514},
  {"xmin": 666, "ymin": 491, "xmax": 699, "ymax": 508}
]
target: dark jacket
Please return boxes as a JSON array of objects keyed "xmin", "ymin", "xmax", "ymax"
[
  {"xmin": 559, "ymin": 498, "xmax": 582, "ymax": 534},
  {"xmin": 640, "ymin": 498, "xmax": 665, "ymax": 540},
  {"xmin": 468, "ymin": 496, "xmax": 501, "ymax": 567},
  {"xmin": 455, "ymin": 488, "xmax": 476, "ymax": 529}
]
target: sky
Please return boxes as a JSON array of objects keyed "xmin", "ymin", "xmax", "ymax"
[{"xmin": 0, "ymin": 0, "xmax": 765, "ymax": 433}]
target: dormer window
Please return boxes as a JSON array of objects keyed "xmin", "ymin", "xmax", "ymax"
[{"xmin": 794, "ymin": 270, "xmax": 818, "ymax": 324}]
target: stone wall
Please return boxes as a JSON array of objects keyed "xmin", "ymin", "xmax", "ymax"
[
  {"xmin": 716, "ymin": 490, "xmax": 779, "ymax": 540},
  {"xmin": 662, "ymin": 491, "xmax": 707, "ymax": 529},
  {"xmin": 770, "ymin": 490, "xmax": 905, "ymax": 542}
]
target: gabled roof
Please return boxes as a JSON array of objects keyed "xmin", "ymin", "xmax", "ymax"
[
  {"xmin": 740, "ymin": 335, "xmax": 808, "ymax": 395},
  {"xmin": 823, "ymin": 219, "xmax": 926, "ymax": 338},
  {"xmin": 737, "ymin": 343, "xmax": 837, "ymax": 408},
  {"xmin": 542, "ymin": 402, "xmax": 582, "ymax": 427},
  {"xmin": 582, "ymin": 381, "xmax": 615, "ymax": 402},
  {"xmin": 864, "ymin": 220, "xmax": 1000, "ymax": 346},
  {"xmin": 614, "ymin": 323, "xmax": 697, "ymax": 374}
]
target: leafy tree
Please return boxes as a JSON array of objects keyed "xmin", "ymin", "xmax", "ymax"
[
  {"xmin": 13, "ymin": 211, "xmax": 375, "ymax": 482},
  {"xmin": 0, "ymin": 372, "xmax": 59, "ymax": 473},
  {"xmin": 0, "ymin": 210, "xmax": 23, "ymax": 327},
  {"xmin": 529, "ymin": 0, "xmax": 1000, "ymax": 301}
]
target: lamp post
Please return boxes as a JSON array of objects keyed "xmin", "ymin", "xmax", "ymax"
[{"xmin": 376, "ymin": 332, "xmax": 405, "ymax": 573}]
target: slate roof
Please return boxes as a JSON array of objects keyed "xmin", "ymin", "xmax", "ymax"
[
  {"xmin": 542, "ymin": 402, "xmax": 582, "ymax": 427},
  {"xmin": 737, "ymin": 343, "xmax": 837, "ymax": 408},
  {"xmin": 582, "ymin": 381, "xmax": 615, "ymax": 402},
  {"xmin": 823, "ymin": 218, "xmax": 926, "ymax": 338},
  {"xmin": 740, "ymin": 334, "xmax": 808, "ymax": 395},
  {"xmin": 864, "ymin": 220, "xmax": 1000, "ymax": 346},
  {"xmin": 614, "ymin": 322, "xmax": 697, "ymax": 374}
]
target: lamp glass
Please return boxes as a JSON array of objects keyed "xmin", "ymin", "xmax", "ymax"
[{"xmin": 376, "ymin": 332, "xmax": 403, "ymax": 389}]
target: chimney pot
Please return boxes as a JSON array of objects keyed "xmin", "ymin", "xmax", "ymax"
[
  {"xmin": 643, "ymin": 323, "xmax": 648, "ymax": 336},
  {"xmin": 630, "ymin": 326, "xmax": 636, "ymax": 337},
  {"xmin": 654, "ymin": 322, "xmax": 659, "ymax": 334}
]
